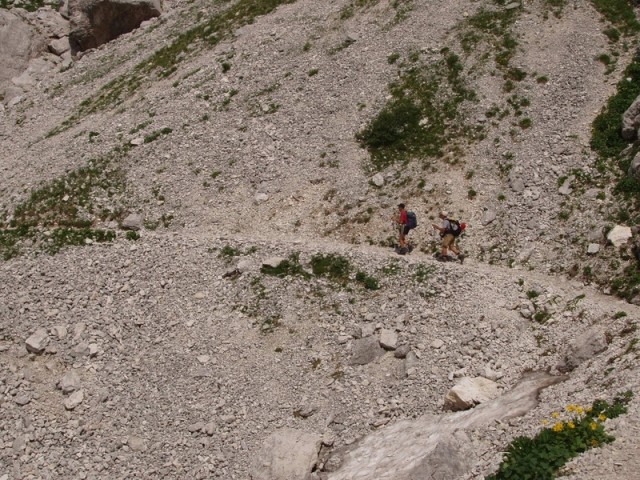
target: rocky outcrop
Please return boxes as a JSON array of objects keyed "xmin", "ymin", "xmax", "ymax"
[
  {"xmin": 0, "ymin": 7, "xmax": 71, "ymax": 103},
  {"xmin": 622, "ymin": 95, "xmax": 640, "ymax": 140},
  {"xmin": 251, "ymin": 428, "xmax": 321, "ymax": 480},
  {"xmin": 68, "ymin": 0, "xmax": 162, "ymax": 54},
  {"xmin": 0, "ymin": 9, "xmax": 47, "ymax": 89},
  {"xmin": 325, "ymin": 372, "xmax": 565, "ymax": 479}
]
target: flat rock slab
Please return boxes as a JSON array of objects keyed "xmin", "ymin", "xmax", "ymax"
[
  {"xmin": 443, "ymin": 376, "xmax": 500, "ymax": 412},
  {"xmin": 251, "ymin": 428, "xmax": 321, "ymax": 480},
  {"xmin": 350, "ymin": 336, "xmax": 385, "ymax": 365}
]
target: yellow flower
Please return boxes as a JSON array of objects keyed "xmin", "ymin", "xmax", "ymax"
[
  {"xmin": 598, "ymin": 414, "xmax": 607, "ymax": 422},
  {"xmin": 567, "ymin": 421, "xmax": 575, "ymax": 429},
  {"xmin": 590, "ymin": 422, "xmax": 598, "ymax": 430},
  {"xmin": 575, "ymin": 406, "xmax": 585, "ymax": 415},
  {"xmin": 591, "ymin": 439, "xmax": 599, "ymax": 447},
  {"xmin": 586, "ymin": 407, "xmax": 593, "ymax": 413},
  {"xmin": 566, "ymin": 404, "xmax": 576, "ymax": 412},
  {"xmin": 542, "ymin": 419, "xmax": 549, "ymax": 426},
  {"xmin": 551, "ymin": 412, "xmax": 560, "ymax": 419},
  {"xmin": 552, "ymin": 422, "xmax": 564, "ymax": 432}
]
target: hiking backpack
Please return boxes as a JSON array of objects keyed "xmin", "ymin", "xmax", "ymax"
[
  {"xmin": 406, "ymin": 211, "xmax": 417, "ymax": 229},
  {"xmin": 446, "ymin": 218, "xmax": 466, "ymax": 237}
]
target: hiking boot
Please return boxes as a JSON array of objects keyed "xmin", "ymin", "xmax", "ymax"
[
  {"xmin": 397, "ymin": 247, "xmax": 408, "ymax": 255},
  {"xmin": 458, "ymin": 254, "xmax": 465, "ymax": 264}
]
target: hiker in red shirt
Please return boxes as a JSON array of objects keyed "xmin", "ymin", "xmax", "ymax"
[{"xmin": 393, "ymin": 203, "xmax": 409, "ymax": 251}]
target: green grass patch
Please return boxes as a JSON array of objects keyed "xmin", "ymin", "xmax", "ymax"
[
  {"xmin": 487, "ymin": 392, "xmax": 633, "ymax": 480},
  {"xmin": 355, "ymin": 271, "xmax": 379, "ymax": 290},
  {"xmin": 591, "ymin": 0, "xmax": 640, "ymax": 36},
  {"xmin": 261, "ymin": 252, "xmax": 309, "ymax": 278},
  {"xmin": 0, "ymin": 154, "xmax": 125, "ymax": 259},
  {"xmin": 356, "ymin": 50, "xmax": 477, "ymax": 170},
  {"xmin": 310, "ymin": 253, "xmax": 351, "ymax": 283}
]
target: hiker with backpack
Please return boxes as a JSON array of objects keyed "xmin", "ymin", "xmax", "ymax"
[
  {"xmin": 392, "ymin": 203, "xmax": 417, "ymax": 254},
  {"xmin": 432, "ymin": 211, "xmax": 465, "ymax": 263}
]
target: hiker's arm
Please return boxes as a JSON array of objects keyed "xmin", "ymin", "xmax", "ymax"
[{"xmin": 432, "ymin": 223, "xmax": 443, "ymax": 232}]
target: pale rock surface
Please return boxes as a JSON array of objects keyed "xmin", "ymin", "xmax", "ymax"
[
  {"xmin": 251, "ymin": 428, "xmax": 321, "ymax": 480},
  {"xmin": 443, "ymin": 376, "xmax": 501, "ymax": 411},
  {"xmin": 607, "ymin": 225, "xmax": 632, "ymax": 247},
  {"xmin": 327, "ymin": 373, "xmax": 564, "ymax": 479}
]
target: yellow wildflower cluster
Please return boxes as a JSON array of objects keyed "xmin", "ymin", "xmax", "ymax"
[{"xmin": 542, "ymin": 403, "xmax": 607, "ymax": 433}]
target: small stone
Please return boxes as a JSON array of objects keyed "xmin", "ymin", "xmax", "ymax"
[
  {"xmin": 379, "ymin": 329, "xmax": 398, "ymax": 350},
  {"xmin": 58, "ymin": 370, "xmax": 81, "ymax": 394},
  {"xmin": 188, "ymin": 422, "xmax": 204, "ymax": 433},
  {"xmin": 371, "ymin": 173, "xmax": 384, "ymax": 187},
  {"xmin": 587, "ymin": 243, "xmax": 600, "ymax": 255},
  {"xmin": 14, "ymin": 394, "xmax": 31, "ymax": 406},
  {"xmin": 52, "ymin": 325, "xmax": 68, "ymax": 339},
  {"xmin": 431, "ymin": 339, "xmax": 445, "ymax": 349},
  {"xmin": 128, "ymin": 436, "xmax": 147, "ymax": 452},
  {"xmin": 122, "ymin": 213, "xmax": 143, "ymax": 231},
  {"xmin": 64, "ymin": 390, "xmax": 84, "ymax": 410},
  {"xmin": 197, "ymin": 355, "xmax": 210, "ymax": 364},
  {"xmin": 394, "ymin": 345, "xmax": 411, "ymax": 359},
  {"xmin": 25, "ymin": 328, "xmax": 49, "ymax": 354}
]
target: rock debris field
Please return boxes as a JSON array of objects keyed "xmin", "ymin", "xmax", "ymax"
[{"xmin": 1, "ymin": 0, "xmax": 640, "ymax": 478}]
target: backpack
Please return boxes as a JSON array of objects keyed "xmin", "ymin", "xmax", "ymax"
[
  {"xmin": 446, "ymin": 218, "xmax": 466, "ymax": 237},
  {"xmin": 406, "ymin": 211, "xmax": 417, "ymax": 230}
]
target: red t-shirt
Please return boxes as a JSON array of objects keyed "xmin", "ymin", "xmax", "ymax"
[{"xmin": 399, "ymin": 210, "xmax": 408, "ymax": 225}]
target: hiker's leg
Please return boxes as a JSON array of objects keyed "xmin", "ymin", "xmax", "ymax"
[{"xmin": 442, "ymin": 234, "xmax": 454, "ymax": 256}]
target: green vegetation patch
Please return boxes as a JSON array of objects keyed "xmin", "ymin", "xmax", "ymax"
[
  {"xmin": 356, "ymin": 50, "xmax": 478, "ymax": 170},
  {"xmin": 591, "ymin": 0, "xmax": 640, "ymax": 36},
  {"xmin": 261, "ymin": 253, "xmax": 309, "ymax": 278},
  {"xmin": 49, "ymin": 0, "xmax": 297, "ymax": 136},
  {"xmin": 0, "ymin": 155, "xmax": 126, "ymax": 259},
  {"xmin": 488, "ymin": 392, "xmax": 633, "ymax": 480},
  {"xmin": 310, "ymin": 253, "xmax": 352, "ymax": 282}
]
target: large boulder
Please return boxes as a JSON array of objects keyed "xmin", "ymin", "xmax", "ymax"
[
  {"xmin": 443, "ymin": 377, "xmax": 500, "ymax": 412},
  {"xmin": 0, "ymin": 9, "xmax": 47, "ymax": 91},
  {"xmin": 68, "ymin": 0, "xmax": 162, "ymax": 54},
  {"xmin": 607, "ymin": 225, "xmax": 632, "ymax": 247},
  {"xmin": 251, "ymin": 428, "xmax": 321, "ymax": 480},
  {"xmin": 622, "ymin": 95, "xmax": 640, "ymax": 140}
]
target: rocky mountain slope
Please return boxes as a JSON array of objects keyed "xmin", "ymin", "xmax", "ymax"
[{"xmin": 1, "ymin": 0, "xmax": 640, "ymax": 478}]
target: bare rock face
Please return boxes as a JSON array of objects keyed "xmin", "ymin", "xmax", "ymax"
[
  {"xmin": 68, "ymin": 0, "xmax": 162, "ymax": 54},
  {"xmin": 562, "ymin": 329, "xmax": 608, "ymax": 372},
  {"xmin": 0, "ymin": 9, "xmax": 47, "ymax": 89},
  {"xmin": 251, "ymin": 428, "xmax": 321, "ymax": 480},
  {"xmin": 326, "ymin": 372, "xmax": 565, "ymax": 480}
]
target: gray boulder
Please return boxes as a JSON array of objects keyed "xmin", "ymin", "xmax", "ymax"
[
  {"xmin": 251, "ymin": 428, "xmax": 321, "ymax": 480},
  {"xmin": 121, "ymin": 213, "xmax": 143, "ymax": 231},
  {"xmin": 622, "ymin": 95, "xmax": 640, "ymax": 140},
  {"xmin": 68, "ymin": 0, "xmax": 162, "ymax": 54},
  {"xmin": 349, "ymin": 336, "xmax": 385, "ymax": 365},
  {"xmin": 628, "ymin": 151, "xmax": 640, "ymax": 179},
  {"xmin": 25, "ymin": 328, "xmax": 49, "ymax": 354}
]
